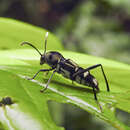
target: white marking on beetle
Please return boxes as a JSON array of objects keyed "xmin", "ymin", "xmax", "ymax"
[
  {"xmin": 75, "ymin": 76, "xmax": 81, "ymax": 83},
  {"xmin": 93, "ymin": 78, "xmax": 98, "ymax": 86},
  {"xmin": 75, "ymin": 67, "xmax": 78, "ymax": 72},
  {"xmin": 60, "ymin": 68, "xmax": 70, "ymax": 79},
  {"xmin": 69, "ymin": 59, "xmax": 78, "ymax": 66},
  {"xmin": 56, "ymin": 64, "xmax": 60, "ymax": 72},
  {"xmin": 81, "ymin": 79, "xmax": 86, "ymax": 85},
  {"xmin": 83, "ymin": 71, "xmax": 89, "ymax": 77}
]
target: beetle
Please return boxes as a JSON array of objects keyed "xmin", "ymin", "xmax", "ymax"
[{"xmin": 21, "ymin": 32, "xmax": 110, "ymax": 102}]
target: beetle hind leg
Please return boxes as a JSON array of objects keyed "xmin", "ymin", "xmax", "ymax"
[{"xmin": 92, "ymin": 86, "xmax": 102, "ymax": 111}]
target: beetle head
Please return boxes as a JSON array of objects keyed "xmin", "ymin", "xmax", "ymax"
[
  {"xmin": 40, "ymin": 55, "xmax": 46, "ymax": 65},
  {"xmin": 21, "ymin": 32, "xmax": 49, "ymax": 65}
]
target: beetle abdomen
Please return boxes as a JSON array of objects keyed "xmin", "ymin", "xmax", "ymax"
[{"xmin": 75, "ymin": 72, "xmax": 99, "ymax": 91}]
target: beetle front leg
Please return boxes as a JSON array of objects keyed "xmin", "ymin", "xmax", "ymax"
[
  {"xmin": 40, "ymin": 70, "xmax": 57, "ymax": 92},
  {"xmin": 28, "ymin": 68, "xmax": 54, "ymax": 80}
]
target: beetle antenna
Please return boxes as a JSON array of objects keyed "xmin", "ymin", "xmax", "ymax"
[
  {"xmin": 43, "ymin": 32, "xmax": 49, "ymax": 55},
  {"xmin": 21, "ymin": 42, "xmax": 42, "ymax": 56}
]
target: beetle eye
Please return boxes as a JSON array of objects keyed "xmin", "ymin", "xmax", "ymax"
[{"xmin": 40, "ymin": 56, "xmax": 45, "ymax": 65}]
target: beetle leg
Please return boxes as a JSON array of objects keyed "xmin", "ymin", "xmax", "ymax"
[
  {"xmin": 40, "ymin": 70, "xmax": 57, "ymax": 92},
  {"xmin": 92, "ymin": 86, "xmax": 97, "ymax": 100},
  {"xmin": 92, "ymin": 86, "xmax": 103, "ymax": 111},
  {"xmin": 73, "ymin": 64, "xmax": 110, "ymax": 92},
  {"xmin": 28, "ymin": 68, "xmax": 54, "ymax": 80}
]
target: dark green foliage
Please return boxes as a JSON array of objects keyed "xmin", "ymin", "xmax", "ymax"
[{"xmin": 56, "ymin": 0, "xmax": 130, "ymax": 64}]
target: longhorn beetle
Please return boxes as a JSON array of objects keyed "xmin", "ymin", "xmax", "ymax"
[{"xmin": 21, "ymin": 32, "xmax": 110, "ymax": 103}]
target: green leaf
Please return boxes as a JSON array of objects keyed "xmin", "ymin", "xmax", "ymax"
[
  {"xmin": 0, "ymin": 18, "xmax": 130, "ymax": 130},
  {"xmin": 0, "ymin": 17, "xmax": 63, "ymax": 51},
  {"xmin": 0, "ymin": 49, "xmax": 130, "ymax": 130}
]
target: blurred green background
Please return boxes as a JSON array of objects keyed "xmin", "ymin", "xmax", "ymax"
[
  {"xmin": 1, "ymin": 0, "xmax": 130, "ymax": 64},
  {"xmin": 0, "ymin": 0, "xmax": 130, "ymax": 130}
]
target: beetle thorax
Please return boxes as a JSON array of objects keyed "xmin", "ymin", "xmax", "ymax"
[{"xmin": 44, "ymin": 51, "xmax": 63, "ymax": 68}]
